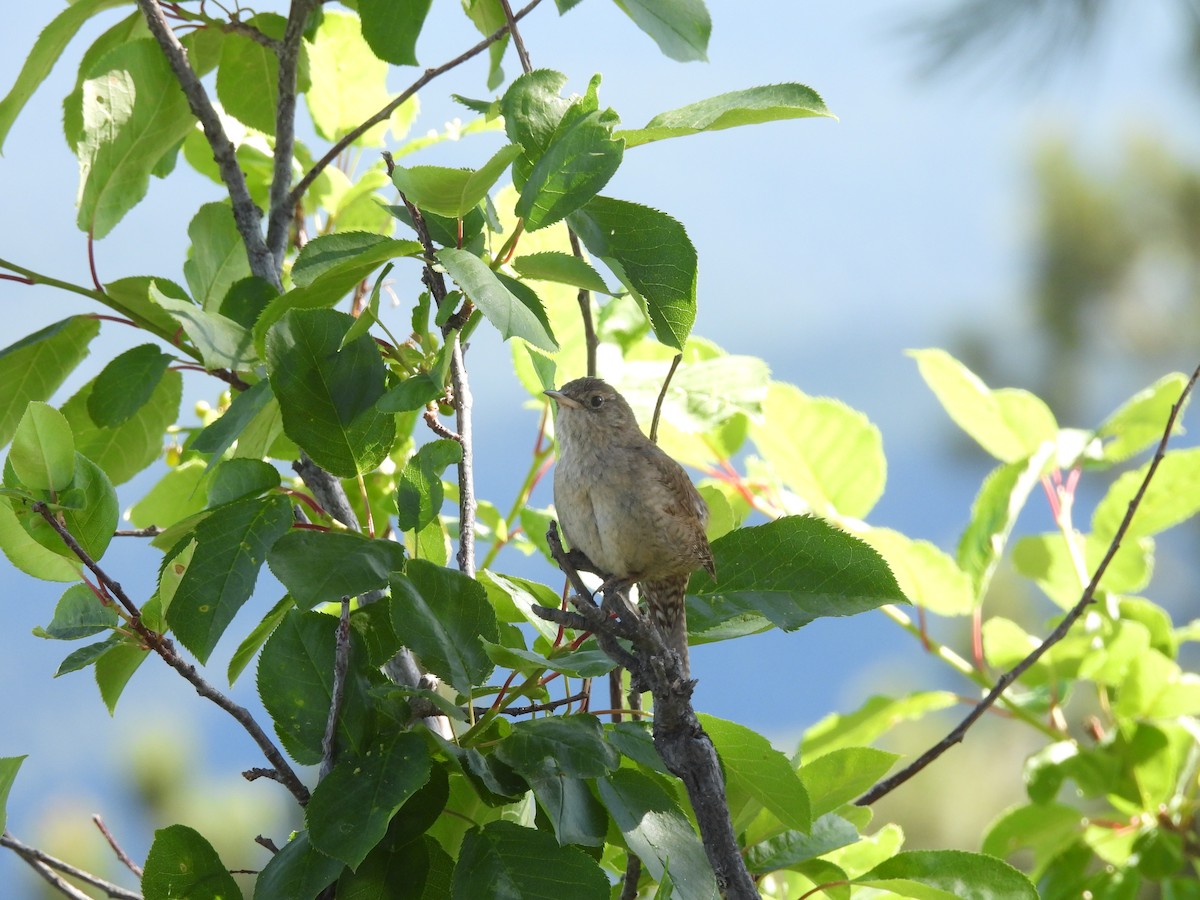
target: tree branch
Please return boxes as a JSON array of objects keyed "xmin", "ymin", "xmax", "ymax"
[
  {"xmin": 567, "ymin": 229, "xmax": 598, "ymax": 378},
  {"xmin": 320, "ymin": 597, "xmax": 352, "ymax": 779},
  {"xmin": 31, "ymin": 503, "xmax": 310, "ymax": 807},
  {"xmin": 1, "ymin": 831, "xmax": 141, "ymax": 900},
  {"xmin": 92, "ymin": 815, "xmax": 143, "ymax": 879},
  {"xmin": 649, "ymin": 353, "xmax": 683, "ymax": 444},
  {"xmin": 538, "ymin": 522, "xmax": 758, "ymax": 898},
  {"xmin": 134, "ymin": 0, "xmax": 278, "ymax": 287},
  {"xmin": 286, "ymin": 0, "xmax": 547, "ymax": 211},
  {"xmin": 857, "ymin": 360, "xmax": 1200, "ymax": 806}
]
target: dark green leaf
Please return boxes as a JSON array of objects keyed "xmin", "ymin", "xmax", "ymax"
[
  {"xmin": 205, "ymin": 458, "xmax": 280, "ymax": 507},
  {"xmin": 482, "ymin": 641, "xmax": 618, "ymax": 678},
  {"xmin": 597, "ymin": 769, "xmax": 717, "ymax": 897},
  {"xmin": 359, "ymin": 0, "xmax": 432, "ymax": 65},
  {"xmin": 268, "ymin": 530, "xmax": 406, "ymax": 608},
  {"xmin": 687, "ymin": 516, "xmax": 906, "ymax": 640},
  {"xmin": 55, "ymin": 635, "xmax": 118, "ymax": 676},
  {"xmin": 396, "ymin": 439, "xmax": 463, "ymax": 532},
  {"xmin": 744, "ymin": 813, "xmax": 860, "ymax": 875},
  {"xmin": 253, "ymin": 831, "xmax": 342, "ymax": 900},
  {"xmin": 220, "ymin": 276, "xmax": 278, "ymax": 329},
  {"xmin": 228, "ymin": 594, "xmax": 294, "ymax": 684},
  {"xmin": 307, "ymin": 729, "xmax": 432, "ymax": 869},
  {"xmin": 568, "ymin": 196, "xmax": 696, "ymax": 349},
  {"xmin": 142, "ymin": 824, "xmax": 243, "ymax": 900},
  {"xmin": 292, "ymin": 232, "xmax": 394, "ymax": 288},
  {"xmin": 34, "ymin": 583, "xmax": 116, "ymax": 640},
  {"xmin": 165, "ymin": 493, "xmax": 293, "ymax": 662},
  {"xmin": 857, "ymin": 849, "xmax": 1038, "ymax": 900},
  {"xmin": 0, "ymin": 755, "xmax": 25, "ymax": 833},
  {"xmin": 192, "ymin": 379, "xmax": 274, "ymax": 460},
  {"xmin": 495, "ymin": 714, "xmax": 618, "ymax": 779},
  {"xmin": 437, "ymin": 249, "xmax": 557, "ymax": 351},
  {"xmin": 339, "ymin": 834, "xmax": 453, "ymax": 900},
  {"xmin": 500, "ymin": 69, "xmax": 570, "ymax": 158},
  {"xmin": 258, "ymin": 609, "xmax": 375, "ymax": 765},
  {"xmin": 452, "ymin": 820, "xmax": 609, "ymax": 900},
  {"xmin": 620, "ymin": 83, "xmax": 832, "ymax": 147},
  {"xmin": 266, "ymin": 309, "xmax": 396, "ymax": 477},
  {"xmin": 0, "ymin": 317, "xmax": 100, "ymax": 450},
  {"xmin": 88, "ymin": 344, "xmax": 172, "ymax": 427},
  {"xmin": 388, "ymin": 560, "xmax": 498, "ymax": 694}
]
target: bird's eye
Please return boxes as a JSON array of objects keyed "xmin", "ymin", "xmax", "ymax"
[{"xmin": 588, "ymin": 394, "xmax": 605, "ymax": 409}]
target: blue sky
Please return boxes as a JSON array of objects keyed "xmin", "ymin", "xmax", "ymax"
[{"xmin": 3, "ymin": 0, "xmax": 1200, "ymax": 891}]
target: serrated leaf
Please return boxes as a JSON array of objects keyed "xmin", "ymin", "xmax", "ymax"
[
  {"xmin": 483, "ymin": 641, "xmax": 618, "ymax": 678},
  {"xmin": 142, "ymin": 825, "xmax": 243, "ymax": 900},
  {"xmin": 165, "ymin": 493, "xmax": 293, "ymax": 662},
  {"xmin": 597, "ymin": 769, "xmax": 718, "ymax": 899},
  {"xmin": 257, "ymin": 609, "xmax": 375, "ymax": 765},
  {"xmin": 856, "ymin": 849, "xmax": 1038, "ymax": 900},
  {"xmin": 307, "ymin": 729, "xmax": 432, "ymax": 869},
  {"xmin": 391, "ymin": 144, "xmax": 522, "ymax": 218},
  {"xmin": 495, "ymin": 714, "xmax": 618, "ymax": 779},
  {"xmin": 304, "ymin": 11, "xmax": 393, "ymax": 145},
  {"xmin": 293, "ymin": 232, "xmax": 394, "ymax": 288},
  {"xmin": 862, "ymin": 528, "xmax": 972, "ymax": 617},
  {"xmin": 252, "ymin": 831, "xmax": 342, "ymax": 900},
  {"xmin": 205, "ymin": 457, "xmax": 280, "ymax": 507},
  {"xmin": 88, "ymin": 344, "xmax": 173, "ymax": 426},
  {"xmin": 981, "ymin": 802, "xmax": 1081, "ymax": 875},
  {"xmin": 359, "ymin": 0, "xmax": 432, "ymax": 64},
  {"xmin": 103, "ymin": 275, "xmax": 192, "ymax": 339},
  {"xmin": 698, "ymin": 714, "xmax": 811, "ymax": 832},
  {"xmin": 94, "ymin": 640, "xmax": 147, "ymax": 714},
  {"xmin": 1095, "ymin": 372, "xmax": 1190, "ymax": 464},
  {"xmin": 216, "ymin": 14, "xmax": 286, "ymax": 134},
  {"xmin": 437, "ymin": 248, "xmax": 557, "ymax": 351},
  {"xmin": 183, "ymin": 202, "xmax": 252, "ymax": 310},
  {"xmin": 687, "ymin": 516, "xmax": 906, "ymax": 641},
  {"xmin": 500, "ymin": 69, "xmax": 570, "ymax": 158},
  {"xmin": 569, "ymin": 196, "xmax": 696, "ymax": 349},
  {"xmin": 76, "ymin": 39, "xmax": 197, "ymax": 238},
  {"xmin": 612, "ymin": 0, "xmax": 710, "ymax": 62},
  {"xmin": 152, "ymin": 283, "xmax": 257, "ymax": 372},
  {"xmin": 0, "ymin": 317, "xmax": 100, "ymax": 450},
  {"xmin": 388, "ymin": 560, "xmax": 498, "ymax": 694},
  {"xmin": 910, "ymin": 348, "xmax": 1057, "ymax": 463},
  {"xmin": 9, "ymin": 402, "xmax": 75, "ymax": 491},
  {"xmin": 1012, "ymin": 532, "xmax": 1152, "ymax": 610},
  {"xmin": 797, "ymin": 747, "xmax": 898, "ymax": 818},
  {"xmin": 744, "ymin": 813, "xmax": 860, "ymax": 875},
  {"xmin": 396, "ymin": 439, "xmax": 462, "ymax": 532},
  {"xmin": 266, "ymin": 308, "xmax": 396, "ymax": 477},
  {"xmin": 36, "ymin": 583, "xmax": 116, "ymax": 640},
  {"xmin": 1093, "ymin": 447, "xmax": 1200, "ymax": 542},
  {"xmin": 268, "ymin": 530, "xmax": 406, "ymax": 608},
  {"xmin": 338, "ymin": 833, "xmax": 452, "ymax": 900},
  {"xmin": 620, "ymin": 83, "xmax": 833, "ymax": 147},
  {"xmin": 228, "ymin": 594, "xmax": 294, "ymax": 685},
  {"xmin": 452, "ymin": 821, "xmax": 609, "ymax": 900},
  {"xmin": 801, "ymin": 692, "xmax": 959, "ymax": 760},
  {"xmin": 512, "ymin": 251, "xmax": 611, "ymax": 293}
]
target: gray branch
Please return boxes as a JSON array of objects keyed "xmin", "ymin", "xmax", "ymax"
[{"xmin": 2, "ymin": 831, "xmax": 141, "ymax": 900}]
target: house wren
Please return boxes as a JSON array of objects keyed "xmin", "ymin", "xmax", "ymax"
[{"xmin": 545, "ymin": 377, "xmax": 715, "ymax": 678}]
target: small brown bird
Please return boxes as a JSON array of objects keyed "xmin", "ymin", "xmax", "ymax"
[{"xmin": 545, "ymin": 376, "xmax": 715, "ymax": 678}]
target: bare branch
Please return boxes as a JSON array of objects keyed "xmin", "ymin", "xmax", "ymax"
[
  {"xmin": 449, "ymin": 335, "xmax": 476, "ymax": 576},
  {"xmin": 567, "ymin": 229, "xmax": 598, "ymax": 378},
  {"xmin": 649, "ymin": 353, "xmax": 683, "ymax": 445},
  {"xmin": 287, "ymin": 0, "xmax": 547, "ymax": 211},
  {"xmin": 857, "ymin": 360, "xmax": 1200, "ymax": 806},
  {"xmin": 320, "ymin": 597, "xmax": 352, "ymax": 779},
  {"xmin": 31, "ymin": 503, "xmax": 311, "ymax": 807},
  {"xmin": 2, "ymin": 831, "xmax": 141, "ymax": 900},
  {"xmin": 92, "ymin": 816, "xmax": 143, "ymax": 879},
  {"xmin": 134, "ymin": 0, "xmax": 278, "ymax": 286},
  {"xmin": 499, "ymin": 0, "xmax": 533, "ymax": 73}
]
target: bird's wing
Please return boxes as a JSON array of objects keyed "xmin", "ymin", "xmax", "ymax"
[{"xmin": 646, "ymin": 445, "xmax": 717, "ymax": 579}]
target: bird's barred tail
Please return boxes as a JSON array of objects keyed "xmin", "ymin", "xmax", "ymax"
[{"xmin": 640, "ymin": 576, "xmax": 691, "ymax": 680}]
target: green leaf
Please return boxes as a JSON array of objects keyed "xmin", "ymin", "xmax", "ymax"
[
  {"xmin": 750, "ymin": 382, "xmax": 885, "ymax": 518},
  {"xmin": 35, "ymin": 583, "xmax": 117, "ymax": 640},
  {"xmin": 268, "ymin": 530, "xmax": 406, "ymax": 608},
  {"xmin": 0, "ymin": 497, "xmax": 81, "ymax": 582},
  {"xmin": 359, "ymin": 0, "xmax": 432, "ymax": 65},
  {"xmin": 304, "ymin": 11, "xmax": 394, "ymax": 145},
  {"xmin": 266, "ymin": 309, "xmax": 396, "ymax": 477},
  {"xmin": 483, "ymin": 641, "xmax": 618, "ymax": 678},
  {"xmin": 338, "ymin": 834, "xmax": 453, "ymax": 900},
  {"xmin": 0, "ymin": 317, "xmax": 100, "ymax": 450},
  {"xmin": 597, "ymin": 769, "xmax": 718, "ymax": 898},
  {"xmin": 744, "ymin": 814, "xmax": 860, "ymax": 876},
  {"xmin": 184, "ymin": 202, "xmax": 252, "ymax": 310},
  {"xmin": 1093, "ymin": 447, "xmax": 1200, "ymax": 542},
  {"xmin": 698, "ymin": 714, "xmax": 811, "ymax": 832},
  {"xmin": 6, "ymin": 452, "xmax": 119, "ymax": 565},
  {"xmin": 388, "ymin": 560, "xmax": 498, "ymax": 695},
  {"xmin": 228, "ymin": 594, "xmax": 294, "ymax": 685},
  {"xmin": 862, "ymin": 528, "xmax": 973, "ymax": 617},
  {"xmin": 391, "ymin": 144, "xmax": 522, "ymax": 218},
  {"xmin": 797, "ymin": 747, "xmax": 898, "ymax": 818},
  {"xmin": 257, "ymin": 609, "xmax": 375, "ymax": 765},
  {"xmin": 1012, "ymin": 532, "xmax": 1152, "ymax": 610},
  {"xmin": 452, "ymin": 821, "xmax": 609, "ymax": 900},
  {"xmin": 612, "ymin": 0, "xmax": 711, "ymax": 62},
  {"xmin": 687, "ymin": 516, "xmax": 906, "ymax": 641},
  {"xmin": 436, "ymin": 248, "xmax": 558, "ymax": 351},
  {"xmin": 252, "ymin": 831, "xmax": 342, "ymax": 900},
  {"xmin": 307, "ymin": 729, "xmax": 432, "ymax": 869},
  {"xmin": 856, "ymin": 849, "xmax": 1038, "ymax": 900},
  {"xmin": 982, "ymin": 802, "xmax": 1081, "ymax": 875},
  {"xmin": 1095, "ymin": 372, "xmax": 1190, "ymax": 464},
  {"xmin": 88, "ymin": 344, "xmax": 173, "ymax": 427},
  {"xmin": 10, "ymin": 402, "xmax": 75, "ymax": 491},
  {"xmin": 293, "ymin": 232, "xmax": 394, "ymax": 288},
  {"xmin": 61, "ymin": 370, "xmax": 182, "ymax": 485},
  {"xmin": 512, "ymin": 251, "xmax": 611, "ymax": 293},
  {"xmin": 500, "ymin": 69, "xmax": 570, "ymax": 158},
  {"xmin": 569, "ymin": 196, "xmax": 696, "ymax": 349},
  {"xmin": 215, "ymin": 14, "xmax": 286, "ymax": 134},
  {"xmin": 95, "ymin": 639, "xmax": 147, "ymax": 713},
  {"xmin": 620, "ymin": 83, "xmax": 833, "ymax": 147},
  {"xmin": 165, "ymin": 493, "xmax": 294, "ymax": 663},
  {"xmin": 151, "ymin": 283, "xmax": 258, "ymax": 372},
  {"xmin": 192, "ymin": 379, "xmax": 274, "ymax": 462},
  {"xmin": 142, "ymin": 824, "xmax": 244, "ymax": 900},
  {"xmin": 801, "ymin": 692, "xmax": 958, "ymax": 760},
  {"xmin": 909, "ymin": 349, "xmax": 1058, "ymax": 463},
  {"xmin": 396, "ymin": 439, "xmax": 463, "ymax": 532},
  {"xmin": 0, "ymin": 0, "xmax": 132, "ymax": 152},
  {"xmin": 205, "ymin": 458, "xmax": 280, "ymax": 507},
  {"xmin": 76, "ymin": 39, "xmax": 198, "ymax": 238},
  {"xmin": 342, "ymin": 262, "xmax": 392, "ymax": 349},
  {"xmin": 103, "ymin": 275, "xmax": 193, "ymax": 338},
  {"xmin": 0, "ymin": 755, "xmax": 25, "ymax": 834},
  {"xmin": 495, "ymin": 714, "xmax": 618, "ymax": 778}
]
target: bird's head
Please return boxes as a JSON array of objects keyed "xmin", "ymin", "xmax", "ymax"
[{"xmin": 544, "ymin": 377, "xmax": 641, "ymax": 441}]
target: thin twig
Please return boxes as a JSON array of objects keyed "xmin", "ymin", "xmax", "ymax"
[
  {"xmin": 567, "ymin": 229, "xmax": 597, "ymax": 378},
  {"xmin": 287, "ymin": 0, "xmax": 546, "ymax": 210},
  {"xmin": 255, "ymin": 835, "xmax": 281, "ymax": 854},
  {"xmin": 857, "ymin": 361, "xmax": 1200, "ymax": 806},
  {"xmin": 134, "ymin": 0, "xmax": 278, "ymax": 286},
  {"xmin": 113, "ymin": 527, "xmax": 163, "ymax": 538},
  {"xmin": 320, "ymin": 597, "xmax": 352, "ymax": 779},
  {"xmin": 31, "ymin": 503, "xmax": 310, "ymax": 807},
  {"xmin": 649, "ymin": 353, "xmax": 683, "ymax": 445},
  {"xmin": 92, "ymin": 816, "xmax": 143, "ymax": 879},
  {"xmin": 1, "ymin": 831, "xmax": 141, "ymax": 900},
  {"xmin": 499, "ymin": 0, "xmax": 533, "ymax": 73},
  {"xmin": 620, "ymin": 853, "xmax": 642, "ymax": 900}
]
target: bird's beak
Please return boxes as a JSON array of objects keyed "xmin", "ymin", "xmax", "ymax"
[{"xmin": 544, "ymin": 389, "xmax": 582, "ymax": 409}]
